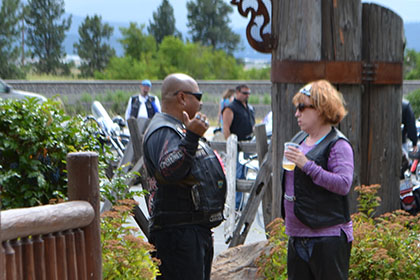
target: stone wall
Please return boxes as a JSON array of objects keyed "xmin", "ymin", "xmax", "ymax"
[
  {"xmin": 6, "ymin": 80, "xmax": 419, "ymax": 100},
  {"xmin": 5, "ymin": 80, "xmax": 272, "ymax": 103},
  {"xmin": 5, "ymin": 79, "xmax": 419, "ymax": 119}
]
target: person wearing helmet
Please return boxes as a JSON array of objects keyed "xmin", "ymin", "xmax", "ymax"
[{"xmin": 125, "ymin": 79, "xmax": 161, "ymax": 120}]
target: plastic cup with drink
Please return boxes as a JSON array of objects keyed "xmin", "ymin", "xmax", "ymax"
[{"xmin": 283, "ymin": 142, "xmax": 301, "ymax": 171}]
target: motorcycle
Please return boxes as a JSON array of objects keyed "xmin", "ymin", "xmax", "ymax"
[
  {"xmin": 400, "ymin": 148, "xmax": 420, "ymax": 215},
  {"xmin": 84, "ymin": 101, "xmax": 130, "ymax": 158}
]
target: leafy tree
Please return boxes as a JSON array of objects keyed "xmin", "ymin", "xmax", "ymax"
[
  {"xmin": 95, "ymin": 56, "xmax": 157, "ymax": 80},
  {"xmin": 74, "ymin": 15, "xmax": 115, "ymax": 77},
  {"xmin": 155, "ymin": 36, "xmax": 241, "ymax": 79},
  {"xmin": 0, "ymin": 0, "xmax": 25, "ymax": 78},
  {"xmin": 119, "ymin": 22, "xmax": 156, "ymax": 60},
  {"xmin": 24, "ymin": 0, "xmax": 71, "ymax": 74},
  {"xmin": 148, "ymin": 0, "xmax": 182, "ymax": 44},
  {"xmin": 186, "ymin": 0, "xmax": 241, "ymax": 55},
  {"xmin": 404, "ymin": 49, "xmax": 420, "ymax": 80}
]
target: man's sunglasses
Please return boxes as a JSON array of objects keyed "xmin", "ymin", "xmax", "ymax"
[
  {"xmin": 174, "ymin": 90, "xmax": 203, "ymax": 101},
  {"xmin": 240, "ymin": 91, "xmax": 251, "ymax": 95},
  {"xmin": 296, "ymin": 103, "xmax": 314, "ymax": 112}
]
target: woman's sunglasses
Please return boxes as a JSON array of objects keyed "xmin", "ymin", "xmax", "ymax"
[{"xmin": 296, "ymin": 103, "xmax": 314, "ymax": 112}]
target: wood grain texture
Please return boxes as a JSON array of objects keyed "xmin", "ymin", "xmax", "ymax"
[
  {"xmin": 0, "ymin": 201, "xmax": 94, "ymax": 242},
  {"xmin": 361, "ymin": 3, "xmax": 403, "ymax": 214},
  {"xmin": 67, "ymin": 152, "xmax": 102, "ymax": 279}
]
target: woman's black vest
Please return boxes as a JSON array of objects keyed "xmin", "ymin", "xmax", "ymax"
[
  {"xmin": 281, "ymin": 127, "xmax": 353, "ymax": 229},
  {"xmin": 143, "ymin": 114, "xmax": 227, "ymax": 230}
]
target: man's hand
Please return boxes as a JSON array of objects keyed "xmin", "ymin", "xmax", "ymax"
[
  {"xmin": 183, "ymin": 111, "xmax": 209, "ymax": 137},
  {"xmin": 413, "ymin": 145, "xmax": 418, "ymax": 153}
]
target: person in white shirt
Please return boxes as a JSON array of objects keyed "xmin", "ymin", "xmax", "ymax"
[{"xmin": 125, "ymin": 79, "xmax": 161, "ymax": 120}]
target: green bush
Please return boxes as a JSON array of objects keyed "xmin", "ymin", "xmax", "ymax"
[
  {"xmin": 0, "ymin": 97, "xmax": 105, "ymax": 209},
  {"xmin": 405, "ymin": 88, "xmax": 420, "ymax": 118},
  {"xmin": 101, "ymin": 199, "xmax": 160, "ymax": 279},
  {"xmin": 256, "ymin": 184, "xmax": 420, "ymax": 279}
]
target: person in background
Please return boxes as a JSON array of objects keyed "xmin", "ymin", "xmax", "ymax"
[
  {"xmin": 125, "ymin": 79, "xmax": 161, "ymax": 120},
  {"xmin": 402, "ymin": 99, "xmax": 418, "ymax": 153},
  {"xmin": 217, "ymin": 88, "xmax": 235, "ymax": 129},
  {"xmin": 222, "ymin": 84, "xmax": 255, "ymax": 209},
  {"xmin": 282, "ymin": 80, "xmax": 354, "ymax": 280},
  {"xmin": 143, "ymin": 73, "xmax": 226, "ymax": 280}
]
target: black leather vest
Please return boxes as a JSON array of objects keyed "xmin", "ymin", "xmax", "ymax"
[
  {"xmin": 143, "ymin": 113, "xmax": 227, "ymax": 230},
  {"xmin": 225, "ymin": 99, "xmax": 255, "ymax": 141},
  {"xmin": 281, "ymin": 127, "xmax": 353, "ymax": 229},
  {"xmin": 130, "ymin": 95, "xmax": 156, "ymax": 119}
]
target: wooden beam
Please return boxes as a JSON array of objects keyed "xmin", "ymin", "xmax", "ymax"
[
  {"xmin": 229, "ymin": 142, "xmax": 272, "ymax": 247},
  {"xmin": 67, "ymin": 152, "xmax": 102, "ymax": 279}
]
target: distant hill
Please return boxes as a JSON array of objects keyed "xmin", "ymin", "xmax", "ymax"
[{"xmin": 64, "ymin": 15, "xmax": 420, "ymax": 61}]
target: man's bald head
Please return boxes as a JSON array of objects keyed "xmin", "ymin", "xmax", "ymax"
[{"xmin": 161, "ymin": 73, "xmax": 199, "ymax": 101}]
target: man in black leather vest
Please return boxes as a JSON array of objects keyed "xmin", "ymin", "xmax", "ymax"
[
  {"xmin": 124, "ymin": 79, "xmax": 161, "ymax": 120},
  {"xmin": 143, "ymin": 73, "xmax": 226, "ymax": 280},
  {"xmin": 222, "ymin": 84, "xmax": 255, "ymax": 209}
]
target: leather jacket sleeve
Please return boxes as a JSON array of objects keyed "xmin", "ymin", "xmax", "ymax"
[{"xmin": 144, "ymin": 127, "xmax": 200, "ymax": 182}]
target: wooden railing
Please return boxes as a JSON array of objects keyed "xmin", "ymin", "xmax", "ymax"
[{"xmin": 0, "ymin": 152, "xmax": 102, "ymax": 280}]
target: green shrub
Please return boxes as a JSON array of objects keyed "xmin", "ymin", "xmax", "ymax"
[
  {"xmin": 262, "ymin": 93, "xmax": 271, "ymax": 105},
  {"xmin": 256, "ymin": 218, "xmax": 288, "ymax": 279},
  {"xmin": 0, "ymin": 97, "xmax": 105, "ymax": 209},
  {"xmin": 101, "ymin": 199, "xmax": 160, "ymax": 279},
  {"xmin": 350, "ymin": 185, "xmax": 420, "ymax": 279},
  {"xmin": 405, "ymin": 88, "xmax": 420, "ymax": 118},
  {"xmin": 255, "ymin": 184, "xmax": 420, "ymax": 279},
  {"xmin": 248, "ymin": 94, "xmax": 260, "ymax": 104}
]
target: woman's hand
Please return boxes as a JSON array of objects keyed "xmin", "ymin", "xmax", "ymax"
[{"xmin": 284, "ymin": 146, "xmax": 308, "ymax": 169}]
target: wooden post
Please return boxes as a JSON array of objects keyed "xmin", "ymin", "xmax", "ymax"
[
  {"xmin": 271, "ymin": 0, "xmax": 322, "ymax": 219},
  {"xmin": 321, "ymin": 0, "xmax": 363, "ymax": 212},
  {"xmin": 64, "ymin": 230, "xmax": 78, "ymax": 279},
  {"xmin": 32, "ymin": 235, "xmax": 46, "ymax": 280},
  {"xmin": 0, "ymin": 243, "xmax": 6, "ymax": 280},
  {"xmin": 10, "ymin": 239, "xmax": 23, "ymax": 280},
  {"xmin": 360, "ymin": 3, "xmax": 403, "ymax": 214},
  {"xmin": 43, "ymin": 233, "xmax": 58, "ymax": 280},
  {"xmin": 55, "ymin": 232, "xmax": 68, "ymax": 279},
  {"xmin": 74, "ymin": 229, "xmax": 87, "ymax": 280},
  {"xmin": 126, "ymin": 117, "xmax": 150, "ymax": 164},
  {"xmin": 21, "ymin": 237, "xmax": 36, "ymax": 279},
  {"xmin": 4, "ymin": 241, "xmax": 16, "ymax": 280},
  {"xmin": 254, "ymin": 124, "xmax": 272, "ymax": 228},
  {"xmin": 229, "ymin": 142, "xmax": 273, "ymax": 247},
  {"xmin": 67, "ymin": 152, "xmax": 102, "ymax": 279},
  {"xmin": 224, "ymin": 134, "xmax": 238, "ymax": 242}
]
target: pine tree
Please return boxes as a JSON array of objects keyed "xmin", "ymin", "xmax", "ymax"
[
  {"xmin": 186, "ymin": 0, "xmax": 241, "ymax": 55},
  {"xmin": 24, "ymin": 0, "xmax": 71, "ymax": 74},
  {"xmin": 147, "ymin": 0, "xmax": 182, "ymax": 44},
  {"xmin": 0, "ymin": 0, "xmax": 25, "ymax": 78},
  {"xmin": 74, "ymin": 15, "xmax": 115, "ymax": 77}
]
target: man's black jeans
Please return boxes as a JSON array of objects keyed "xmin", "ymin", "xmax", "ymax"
[{"xmin": 150, "ymin": 225, "xmax": 213, "ymax": 280}]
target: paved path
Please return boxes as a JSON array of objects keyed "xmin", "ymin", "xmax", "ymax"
[{"xmin": 128, "ymin": 187, "xmax": 266, "ymax": 257}]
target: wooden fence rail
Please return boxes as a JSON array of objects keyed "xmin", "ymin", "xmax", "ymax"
[{"xmin": 0, "ymin": 152, "xmax": 102, "ymax": 280}]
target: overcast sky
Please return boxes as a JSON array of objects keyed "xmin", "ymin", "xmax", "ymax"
[{"xmin": 64, "ymin": 0, "xmax": 420, "ymax": 32}]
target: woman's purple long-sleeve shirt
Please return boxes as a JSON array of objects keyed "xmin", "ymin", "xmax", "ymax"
[{"xmin": 284, "ymin": 139, "xmax": 354, "ymax": 242}]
